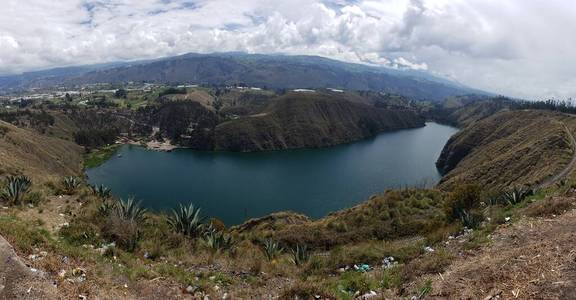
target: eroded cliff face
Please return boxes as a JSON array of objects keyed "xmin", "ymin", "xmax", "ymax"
[
  {"xmin": 213, "ymin": 93, "xmax": 425, "ymax": 152},
  {"xmin": 436, "ymin": 110, "xmax": 576, "ymax": 190}
]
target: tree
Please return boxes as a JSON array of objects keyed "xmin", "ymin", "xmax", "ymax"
[{"xmin": 115, "ymin": 89, "xmax": 128, "ymax": 99}]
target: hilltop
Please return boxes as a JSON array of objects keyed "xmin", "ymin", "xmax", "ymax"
[{"xmin": 0, "ymin": 53, "xmax": 485, "ymax": 101}]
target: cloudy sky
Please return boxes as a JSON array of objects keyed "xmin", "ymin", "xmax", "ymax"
[{"xmin": 0, "ymin": 0, "xmax": 575, "ymax": 99}]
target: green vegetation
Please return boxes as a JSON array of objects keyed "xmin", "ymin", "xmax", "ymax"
[
  {"xmin": 203, "ymin": 231, "xmax": 235, "ymax": 253},
  {"xmin": 84, "ymin": 144, "xmax": 121, "ymax": 169},
  {"xmin": 290, "ymin": 244, "xmax": 310, "ymax": 266},
  {"xmin": 0, "ymin": 175, "xmax": 32, "ymax": 205},
  {"xmin": 60, "ymin": 176, "xmax": 81, "ymax": 195},
  {"xmin": 90, "ymin": 184, "xmax": 112, "ymax": 198},
  {"xmin": 261, "ymin": 239, "xmax": 283, "ymax": 261},
  {"xmin": 167, "ymin": 203, "xmax": 203, "ymax": 237}
]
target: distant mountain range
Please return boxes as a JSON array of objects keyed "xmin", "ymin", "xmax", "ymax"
[{"xmin": 0, "ymin": 52, "xmax": 488, "ymax": 101}]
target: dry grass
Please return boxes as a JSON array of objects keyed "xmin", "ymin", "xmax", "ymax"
[{"xmin": 522, "ymin": 196, "xmax": 575, "ymax": 217}]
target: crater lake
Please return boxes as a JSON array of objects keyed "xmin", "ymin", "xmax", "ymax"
[{"xmin": 86, "ymin": 122, "xmax": 458, "ymax": 225}]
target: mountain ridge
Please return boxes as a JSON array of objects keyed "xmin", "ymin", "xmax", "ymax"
[{"xmin": 0, "ymin": 53, "xmax": 487, "ymax": 101}]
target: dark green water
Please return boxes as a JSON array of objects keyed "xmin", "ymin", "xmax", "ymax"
[{"xmin": 86, "ymin": 122, "xmax": 457, "ymax": 225}]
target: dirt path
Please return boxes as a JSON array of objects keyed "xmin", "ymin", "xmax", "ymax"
[
  {"xmin": 538, "ymin": 123, "xmax": 576, "ymax": 189},
  {"xmin": 430, "ymin": 204, "xmax": 576, "ymax": 299},
  {"xmin": 0, "ymin": 235, "xmax": 59, "ymax": 300}
]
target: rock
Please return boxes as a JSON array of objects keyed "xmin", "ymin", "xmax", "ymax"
[
  {"xmin": 424, "ymin": 246, "xmax": 435, "ymax": 253},
  {"xmin": 359, "ymin": 291, "xmax": 378, "ymax": 299},
  {"xmin": 186, "ymin": 285, "xmax": 197, "ymax": 294}
]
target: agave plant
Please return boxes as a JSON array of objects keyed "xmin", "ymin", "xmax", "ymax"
[
  {"xmin": 113, "ymin": 197, "xmax": 147, "ymax": 223},
  {"xmin": 290, "ymin": 244, "xmax": 310, "ymax": 266},
  {"xmin": 261, "ymin": 239, "xmax": 282, "ymax": 261},
  {"xmin": 0, "ymin": 175, "xmax": 32, "ymax": 205},
  {"xmin": 167, "ymin": 203, "xmax": 203, "ymax": 237},
  {"xmin": 90, "ymin": 184, "xmax": 112, "ymax": 199},
  {"xmin": 204, "ymin": 231, "xmax": 234, "ymax": 253},
  {"xmin": 61, "ymin": 177, "xmax": 81, "ymax": 194},
  {"xmin": 99, "ymin": 200, "xmax": 113, "ymax": 216},
  {"xmin": 502, "ymin": 186, "xmax": 534, "ymax": 205}
]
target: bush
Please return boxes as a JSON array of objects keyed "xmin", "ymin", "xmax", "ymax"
[
  {"xmin": 335, "ymin": 271, "xmax": 375, "ymax": 295},
  {"xmin": 445, "ymin": 184, "xmax": 484, "ymax": 228},
  {"xmin": 523, "ymin": 197, "xmax": 574, "ymax": 217}
]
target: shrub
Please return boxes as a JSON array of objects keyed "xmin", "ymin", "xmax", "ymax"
[
  {"xmin": 445, "ymin": 184, "xmax": 484, "ymax": 228},
  {"xmin": 523, "ymin": 196, "xmax": 574, "ymax": 217},
  {"xmin": 0, "ymin": 175, "xmax": 32, "ymax": 205},
  {"xmin": 103, "ymin": 216, "xmax": 141, "ymax": 252},
  {"xmin": 290, "ymin": 244, "xmax": 310, "ymax": 266},
  {"xmin": 335, "ymin": 271, "xmax": 375, "ymax": 295},
  {"xmin": 98, "ymin": 197, "xmax": 146, "ymax": 252},
  {"xmin": 261, "ymin": 239, "xmax": 282, "ymax": 261},
  {"xmin": 61, "ymin": 177, "xmax": 82, "ymax": 195},
  {"xmin": 167, "ymin": 203, "xmax": 203, "ymax": 237}
]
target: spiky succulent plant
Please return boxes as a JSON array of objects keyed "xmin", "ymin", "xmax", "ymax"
[{"xmin": 167, "ymin": 203, "xmax": 203, "ymax": 237}]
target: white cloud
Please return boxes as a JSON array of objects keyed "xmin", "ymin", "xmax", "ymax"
[{"xmin": 0, "ymin": 0, "xmax": 575, "ymax": 99}]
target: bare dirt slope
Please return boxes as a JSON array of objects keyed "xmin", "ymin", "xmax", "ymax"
[
  {"xmin": 430, "ymin": 201, "xmax": 576, "ymax": 299},
  {"xmin": 0, "ymin": 235, "xmax": 58, "ymax": 300}
]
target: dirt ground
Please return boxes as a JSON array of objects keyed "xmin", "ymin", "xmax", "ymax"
[
  {"xmin": 0, "ymin": 235, "xmax": 59, "ymax": 300},
  {"xmin": 430, "ymin": 202, "xmax": 576, "ymax": 299}
]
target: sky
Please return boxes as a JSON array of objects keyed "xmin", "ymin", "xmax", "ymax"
[{"xmin": 0, "ymin": 0, "xmax": 575, "ymax": 99}]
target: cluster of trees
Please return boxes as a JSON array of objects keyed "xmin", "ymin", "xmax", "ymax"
[
  {"xmin": 74, "ymin": 128, "xmax": 120, "ymax": 149},
  {"xmin": 0, "ymin": 109, "xmax": 55, "ymax": 130},
  {"xmin": 514, "ymin": 98, "xmax": 576, "ymax": 114},
  {"xmin": 158, "ymin": 87, "xmax": 187, "ymax": 97}
]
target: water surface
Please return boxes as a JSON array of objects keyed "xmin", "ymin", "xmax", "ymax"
[{"xmin": 86, "ymin": 122, "xmax": 457, "ymax": 224}]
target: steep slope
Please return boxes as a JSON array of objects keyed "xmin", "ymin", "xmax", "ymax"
[
  {"xmin": 430, "ymin": 200, "xmax": 576, "ymax": 299},
  {"xmin": 0, "ymin": 53, "xmax": 482, "ymax": 101},
  {"xmin": 436, "ymin": 110, "xmax": 576, "ymax": 190},
  {"xmin": 0, "ymin": 235, "xmax": 58, "ymax": 299},
  {"xmin": 0, "ymin": 121, "xmax": 82, "ymax": 182},
  {"xmin": 214, "ymin": 92, "xmax": 425, "ymax": 151}
]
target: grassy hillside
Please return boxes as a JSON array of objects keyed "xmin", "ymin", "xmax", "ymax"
[
  {"xmin": 437, "ymin": 110, "xmax": 576, "ymax": 190},
  {"xmin": 0, "ymin": 121, "xmax": 82, "ymax": 182},
  {"xmin": 214, "ymin": 92, "xmax": 424, "ymax": 151}
]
